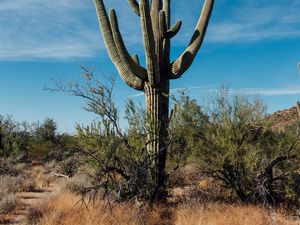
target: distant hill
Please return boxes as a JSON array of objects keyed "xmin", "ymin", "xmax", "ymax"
[{"xmin": 266, "ymin": 106, "xmax": 300, "ymax": 131}]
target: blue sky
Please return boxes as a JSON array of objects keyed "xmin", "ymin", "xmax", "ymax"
[{"xmin": 0, "ymin": 0, "xmax": 300, "ymax": 132}]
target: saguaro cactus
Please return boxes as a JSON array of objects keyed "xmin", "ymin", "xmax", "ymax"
[{"xmin": 94, "ymin": 0, "xmax": 214, "ymax": 198}]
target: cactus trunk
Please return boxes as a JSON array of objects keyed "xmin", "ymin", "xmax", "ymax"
[{"xmin": 145, "ymin": 80, "xmax": 169, "ymax": 195}]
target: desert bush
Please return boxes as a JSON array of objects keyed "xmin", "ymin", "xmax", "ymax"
[
  {"xmin": 44, "ymin": 161, "xmax": 57, "ymax": 171},
  {"xmin": 58, "ymin": 157, "xmax": 80, "ymax": 178},
  {"xmin": 27, "ymin": 207, "xmax": 44, "ymax": 225},
  {"xmin": 0, "ymin": 115, "xmax": 33, "ymax": 161},
  {"xmin": 169, "ymin": 92, "xmax": 209, "ymax": 165},
  {"xmin": 0, "ymin": 114, "xmax": 77, "ymax": 161},
  {"xmin": 60, "ymin": 174, "xmax": 91, "ymax": 194},
  {"xmin": 194, "ymin": 90, "xmax": 300, "ymax": 204},
  {"xmin": 19, "ymin": 177, "xmax": 36, "ymax": 192},
  {"xmin": 42, "ymin": 173, "xmax": 56, "ymax": 187},
  {"xmin": 0, "ymin": 174, "xmax": 36, "ymax": 193},
  {"xmin": 0, "ymin": 175, "xmax": 23, "ymax": 193},
  {"xmin": 15, "ymin": 163, "xmax": 28, "ymax": 173},
  {"xmin": 0, "ymin": 158, "xmax": 17, "ymax": 176},
  {"xmin": 54, "ymin": 73, "xmax": 174, "ymax": 203},
  {"xmin": 165, "ymin": 89, "xmax": 300, "ymax": 205},
  {"xmin": 0, "ymin": 193, "xmax": 19, "ymax": 214}
]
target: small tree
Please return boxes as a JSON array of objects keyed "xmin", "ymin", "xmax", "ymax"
[
  {"xmin": 35, "ymin": 118, "xmax": 57, "ymax": 143},
  {"xmin": 0, "ymin": 115, "xmax": 32, "ymax": 161}
]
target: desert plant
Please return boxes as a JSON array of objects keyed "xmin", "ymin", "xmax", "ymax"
[
  {"xmin": 61, "ymin": 175, "xmax": 91, "ymax": 194},
  {"xmin": 0, "ymin": 115, "xmax": 33, "ymax": 161},
  {"xmin": 93, "ymin": 0, "xmax": 214, "ymax": 200},
  {"xmin": 34, "ymin": 118, "xmax": 57, "ymax": 143},
  {"xmin": 15, "ymin": 163, "xmax": 28, "ymax": 173},
  {"xmin": 0, "ymin": 193, "xmax": 19, "ymax": 214},
  {"xmin": 58, "ymin": 157, "xmax": 80, "ymax": 178},
  {"xmin": 19, "ymin": 177, "xmax": 36, "ymax": 192},
  {"xmin": 53, "ymin": 73, "xmax": 168, "ymax": 202},
  {"xmin": 43, "ymin": 173, "xmax": 56, "ymax": 187},
  {"xmin": 197, "ymin": 90, "xmax": 300, "ymax": 204},
  {"xmin": 0, "ymin": 158, "xmax": 17, "ymax": 176},
  {"xmin": 27, "ymin": 207, "xmax": 44, "ymax": 225},
  {"xmin": 0, "ymin": 175, "xmax": 23, "ymax": 193},
  {"xmin": 169, "ymin": 91, "xmax": 209, "ymax": 165}
]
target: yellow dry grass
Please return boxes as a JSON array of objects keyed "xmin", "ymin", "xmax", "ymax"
[
  {"xmin": 175, "ymin": 204, "xmax": 299, "ymax": 225},
  {"xmin": 29, "ymin": 193, "xmax": 169, "ymax": 225},
  {"xmin": 29, "ymin": 193, "xmax": 299, "ymax": 225}
]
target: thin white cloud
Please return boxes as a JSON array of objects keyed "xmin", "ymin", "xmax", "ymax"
[
  {"xmin": 130, "ymin": 86, "xmax": 300, "ymax": 98},
  {"xmin": 213, "ymin": 88, "xmax": 300, "ymax": 96},
  {"xmin": 129, "ymin": 84, "xmax": 220, "ymax": 98}
]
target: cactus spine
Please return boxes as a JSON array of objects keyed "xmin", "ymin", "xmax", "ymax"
[{"xmin": 94, "ymin": 0, "xmax": 214, "ymax": 198}]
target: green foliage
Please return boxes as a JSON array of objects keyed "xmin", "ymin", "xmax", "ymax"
[
  {"xmin": 35, "ymin": 118, "xmax": 57, "ymax": 143},
  {"xmin": 0, "ymin": 115, "xmax": 77, "ymax": 161},
  {"xmin": 70, "ymin": 77, "xmax": 300, "ymax": 205},
  {"xmin": 169, "ymin": 91, "xmax": 209, "ymax": 164},
  {"xmin": 137, "ymin": 88, "xmax": 299, "ymax": 205},
  {"xmin": 174, "ymin": 89, "xmax": 300, "ymax": 204},
  {"xmin": 125, "ymin": 99, "xmax": 147, "ymax": 150},
  {"xmin": 0, "ymin": 115, "xmax": 33, "ymax": 161}
]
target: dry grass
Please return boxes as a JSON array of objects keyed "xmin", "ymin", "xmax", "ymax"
[
  {"xmin": 26, "ymin": 193, "xmax": 153, "ymax": 225},
  {"xmin": 59, "ymin": 174, "xmax": 92, "ymax": 194},
  {"xmin": 26, "ymin": 192, "xmax": 299, "ymax": 225},
  {"xmin": 0, "ymin": 193, "xmax": 19, "ymax": 214},
  {"xmin": 175, "ymin": 203, "xmax": 299, "ymax": 225},
  {"xmin": 0, "ymin": 175, "xmax": 23, "ymax": 193}
]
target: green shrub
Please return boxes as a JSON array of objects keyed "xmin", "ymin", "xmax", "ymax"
[{"xmin": 193, "ymin": 90, "xmax": 300, "ymax": 204}]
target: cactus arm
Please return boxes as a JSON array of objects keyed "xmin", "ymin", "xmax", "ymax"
[
  {"xmin": 163, "ymin": 0, "xmax": 170, "ymax": 27},
  {"xmin": 163, "ymin": 0, "xmax": 171, "ymax": 67},
  {"xmin": 140, "ymin": 0, "xmax": 160, "ymax": 85},
  {"xmin": 94, "ymin": 0, "xmax": 144, "ymax": 90},
  {"xmin": 133, "ymin": 54, "xmax": 140, "ymax": 65},
  {"xmin": 109, "ymin": 10, "xmax": 147, "ymax": 80},
  {"xmin": 128, "ymin": 0, "xmax": 140, "ymax": 16},
  {"xmin": 168, "ymin": 0, "xmax": 214, "ymax": 79},
  {"xmin": 166, "ymin": 20, "xmax": 182, "ymax": 39},
  {"xmin": 159, "ymin": 10, "xmax": 167, "ymax": 38}
]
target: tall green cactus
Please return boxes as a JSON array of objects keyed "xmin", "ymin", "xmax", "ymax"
[{"xmin": 94, "ymin": 0, "xmax": 214, "ymax": 197}]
